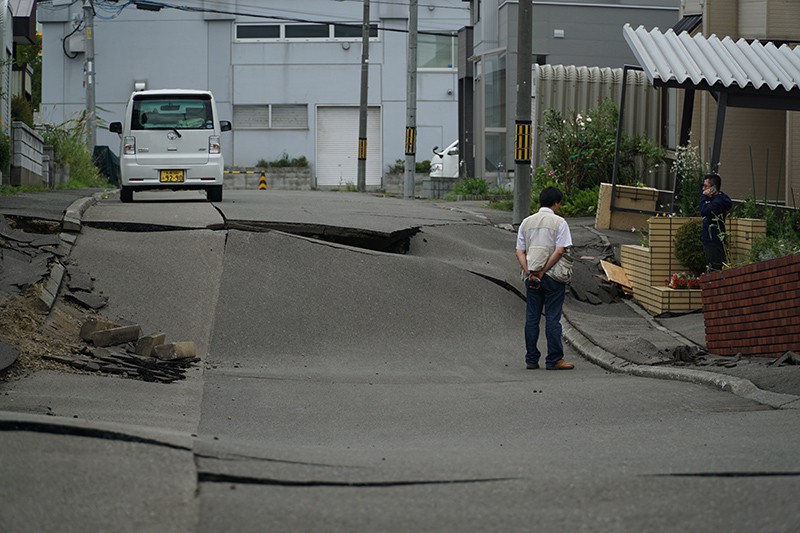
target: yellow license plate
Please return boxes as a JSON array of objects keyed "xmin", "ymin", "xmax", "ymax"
[{"xmin": 160, "ymin": 170, "xmax": 185, "ymax": 183}]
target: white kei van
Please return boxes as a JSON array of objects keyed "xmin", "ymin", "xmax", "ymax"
[{"xmin": 109, "ymin": 89, "xmax": 232, "ymax": 203}]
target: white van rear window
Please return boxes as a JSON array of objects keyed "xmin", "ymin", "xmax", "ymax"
[{"xmin": 131, "ymin": 95, "xmax": 214, "ymax": 130}]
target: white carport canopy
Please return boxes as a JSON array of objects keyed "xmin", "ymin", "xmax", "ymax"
[{"xmin": 609, "ymin": 25, "xmax": 800, "ymax": 212}]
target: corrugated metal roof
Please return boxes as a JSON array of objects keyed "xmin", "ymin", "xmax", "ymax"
[
  {"xmin": 671, "ymin": 14, "xmax": 702, "ymax": 36},
  {"xmin": 623, "ymin": 24, "xmax": 800, "ymax": 93}
]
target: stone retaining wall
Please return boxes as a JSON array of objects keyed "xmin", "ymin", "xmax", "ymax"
[{"xmin": 224, "ymin": 168, "xmax": 311, "ymax": 190}]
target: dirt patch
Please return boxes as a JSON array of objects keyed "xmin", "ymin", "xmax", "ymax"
[{"xmin": 0, "ymin": 285, "xmax": 93, "ymax": 381}]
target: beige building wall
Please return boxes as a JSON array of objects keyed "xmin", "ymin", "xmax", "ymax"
[
  {"xmin": 719, "ymin": 108, "xmax": 786, "ymax": 201},
  {"xmin": 765, "ymin": 0, "xmax": 800, "ymax": 40},
  {"xmin": 739, "ymin": 0, "xmax": 767, "ymax": 38},
  {"xmin": 788, "ymin": 113, "xmax": 800, "ymax": 208}
]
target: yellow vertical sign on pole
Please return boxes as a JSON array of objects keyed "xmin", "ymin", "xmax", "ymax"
[{"xmin": 514, "ymin": 120, "xmax": 532, "ymax": 163}]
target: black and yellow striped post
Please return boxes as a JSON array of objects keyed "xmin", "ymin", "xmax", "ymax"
[
  {"xmin": 404, "ymin": 127, "xmax": 416, "ymax": 156},
  {"xmin": 514, "ymin": 120, "xmax": 533, "ymax": 164},
  {"xmin": 258, "ymin": 171, "xmax": 268, "ymax": 190},
  {"xmin": 358, "ymin": 138, "xmax": 368, "ymax": 161}
]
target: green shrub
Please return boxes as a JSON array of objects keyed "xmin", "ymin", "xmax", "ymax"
[
  {"xmin": 452, "ymin": 177, "xmax": 490, "ymax": 196},
  {"xmin": 748, "ymin": 235, "xmax": 800, "ymax": 263},
  {"xmin": 11, "ymin": 96, "xmax": 34, "ymax": 128},
  {"xmin": 388, "ymin": 159, "xmax": 432, "ymax": 173},
  {"xmin": 672, "ymin": 140, "xmax": 708, "ymax": 217},
  {"xmin": 560, "ymin": 186, "xmax": 599, "ymax": 217},
  {"xmin": 539, "ymin": 98, "xmax": 665, "ymax": 194},
  {"xmin": 257, "ymin": 153, "xmax": 308, "ymax": 168},
  {"xmin": 0, "ymin": 133, "xmax": 10, "ymax": 175},
  {"xmin": 40, "ymin": 118, "xmax": 107, "ymax": 189},
  {"xmin": 673, "ymin": 220, "xmax": 707, "ymax": 276}
]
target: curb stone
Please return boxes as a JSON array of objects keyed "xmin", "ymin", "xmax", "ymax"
[
  {"xmin": 36, "ymin": 192, "xmax": 102, "ymax": 313},
  {"xmin": 562, "ymin": 311, "xmax": 800, "ymax": 410}
]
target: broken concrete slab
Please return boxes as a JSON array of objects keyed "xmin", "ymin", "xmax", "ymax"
[
  {"xmin": 91, "ymin": 324, "xmax": 141, "ymax": 347},
  {"xmin": 153, "ymin": 341, "xmax": 196, "ymax": 361},
  {"xmin": 136, "ymin": 332, "xmax": 167, "ymax": 357},
  {"xmin": 36, "ymin": 262, "xmax": 66, "ymax": 313},
  {"xmin": 79, "ymin": 318, "xmax": 122, "ymax": 341}
]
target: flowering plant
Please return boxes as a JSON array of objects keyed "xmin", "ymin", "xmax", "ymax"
[{"xmin": 665, "ymin": 272, "xmax": 701, "ymax": 289}]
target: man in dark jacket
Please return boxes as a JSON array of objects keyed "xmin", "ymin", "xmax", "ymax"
[{"xmin": 699, "ymin": 173, "xmax": 733, "ymax": 271}]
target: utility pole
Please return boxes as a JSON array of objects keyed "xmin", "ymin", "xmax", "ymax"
[
  {"xmin": 403, "ymin": 0, "xmax": 418, "ymax": 199},
  {"xmin": 357, "ymin": 0, "xmax": 370, "ymax": 192},
  {"xmin": 83, "ymin": 0, "xmax": 96, "ymax": 152},
  {"xmin": 513, "ymin": 0, "xmax": 533, "ymax": 225}
]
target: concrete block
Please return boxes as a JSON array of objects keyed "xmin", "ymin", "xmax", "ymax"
[
  {"xmin": 36, "ymin": 262, "xmax": 66, "ymax": 313},
  {"xmin": 80, "ymin": 318, "xmax": 121, "ymax": 341},
  {"xmin": 91, "ymin": 324, "xmax": 141, "ymax": 347},
  {"xmin": 136, "ymin": 332, "xmax": 167, "ymax": 357},
  {"xmin": 153, "ymin": 341, "xmax": 197, "ymax": 361}
]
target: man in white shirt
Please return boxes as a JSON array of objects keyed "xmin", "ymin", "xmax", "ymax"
[{"xmin": 515, "ymin": 187, "xmax": 575, "ymax": 370}]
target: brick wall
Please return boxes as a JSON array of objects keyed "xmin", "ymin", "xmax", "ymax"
[{"xmin": 701, "ymin": 253, "xmax": 800, "ymax": 357}]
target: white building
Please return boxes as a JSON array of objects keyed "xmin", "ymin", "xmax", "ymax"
[{"xmin": 38, "ymin": 0, "xmax": 469, "ymax": 189}]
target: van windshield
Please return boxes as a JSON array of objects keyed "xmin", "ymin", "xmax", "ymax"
[{"xmin": 131, "ymin": 95, "xmax": 213, "ymax": 131}]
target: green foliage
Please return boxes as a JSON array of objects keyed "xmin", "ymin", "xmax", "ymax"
[
  {"xmin": 559, "ymin": 186, "xmax": 599, "ymax": 217},
  {"xmin": 539, "ymin": 98, "xmax": 665, "ymax": 195},
  {"xmin": 748, "ymin": 235, "xmax": 800, "ymax": 263},
  {"xmin": 0, "ymin": 133, "xmax": 10, "ymax": 175},
  {"xmin": 256, "ymin": 153, "xmax": 309, "ymax": 168},
  {"xmin": 487, "ymin": 198, "xmax": 514, "ymax": 211},
  {"xmin": 672, "ymin": 140, "xmax": 708, "ymax": 217},
  {"xmin": 15, "ymin": 34, "xmax": 41, "ymax": 110},
  {"xmin": 388, "ymin": 159, "xmax": 432, "ymax": 173},
  {"xmin": 452, "ymin": 177, "xmax": 490, "ymax": 196},
  {"xmin": 40, "ymin": 116, "xmax": 107, "ymax": 189},
  {"xmin": 673, "ymin": 220, "xmax": 707, "ymax": 276},
  {"xmin": 11, "ymin": 95, "xmax": 34, "ymax": 127}
]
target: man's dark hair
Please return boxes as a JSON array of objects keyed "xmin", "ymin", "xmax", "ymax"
[
  {"xmin": 705, "ymin": 173, "xmax": 722, "ymax": 189},
  {"xmin": 539, "ymin": 186, "xmax": 563, "ymax": 208}
]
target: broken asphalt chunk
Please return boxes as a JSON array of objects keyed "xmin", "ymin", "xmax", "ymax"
[{"xmin": 65, "ymin": 291, "xmax": 108, "ymax": 310}]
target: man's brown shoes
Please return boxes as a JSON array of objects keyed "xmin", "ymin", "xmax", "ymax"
[{"xmin": 546, "ymin": 360, "xmax": 575, "ymax": 370}]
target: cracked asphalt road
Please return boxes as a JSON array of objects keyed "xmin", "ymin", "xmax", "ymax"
[{"xmin": 2, "ymin": 190, "xmax": 800, "ymax": 532}]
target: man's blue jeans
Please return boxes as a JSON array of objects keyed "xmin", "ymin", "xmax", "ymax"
[{"xmin": 525, "ymin": 274, "xmax": 566, "ymax": 367}]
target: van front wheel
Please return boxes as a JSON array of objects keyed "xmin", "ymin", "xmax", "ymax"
[
  {"xmin": 120, "ymin": 186, "xmax": 133, "ymax": 203},
  {"xmin": 207, "ymin": 185, "xmax": 223, "ymax": 202}
]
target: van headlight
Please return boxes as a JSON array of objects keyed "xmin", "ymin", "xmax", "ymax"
[
  {"xmin": 209, "ymin": 135, "xmax": 221, "ymax": 154},
  {"xmin": 123, "ymin": 136, "xmax": 136, "ymax": 155}
]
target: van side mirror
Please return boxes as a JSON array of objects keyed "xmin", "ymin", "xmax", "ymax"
[
  {"xmin": 109, "ymin": 122, "xmax": 122, "ymax": 134},
  {"xmin": 220, "ymin": 120, "xmax": 232, "ymax": 132}
]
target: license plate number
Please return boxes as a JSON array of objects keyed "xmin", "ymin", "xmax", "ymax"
[{"xmin": 160, "ymin": 170, "xmax": 185, "ymax": 183}]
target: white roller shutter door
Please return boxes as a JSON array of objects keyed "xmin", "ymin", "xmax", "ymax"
[{"xmin": 316, "ymin": 106, "xmax": 382, "ymax": 187}]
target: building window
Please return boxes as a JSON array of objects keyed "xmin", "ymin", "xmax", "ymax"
[
  {"xmin": 236, "ymin": 25, "xmax": 280, "ymax": 39},
  {"xmin": 484, "ymin": 52, "xmax": 506, "ymax": 173},
  {"xmin": 418, "ymin": 33, "xmax": 457, "ymax": 69},
  {"xmin": 232, "ymin": 104, "xmax": 308, "ymax": 130},
  {"xmin": 285, "ymin": 24, "xmax": 329, "ymax": 39},
  {"xmin": 236, "ymin": 23, "xmax": 379, "ymax": 42},
  {"xmin": 334, "ymin": 24, "xmax": 378, "ymax": 39}
]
